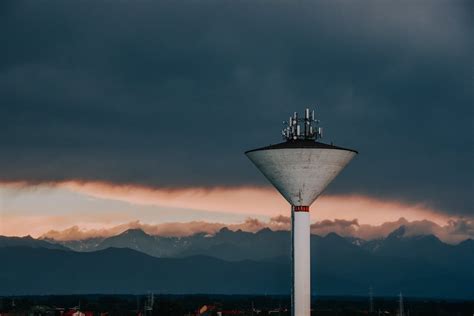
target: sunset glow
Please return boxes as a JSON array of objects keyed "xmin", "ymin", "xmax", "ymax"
[{"xmin": 0, "ymin": 180, "xmax": 452, "ymax": 238}]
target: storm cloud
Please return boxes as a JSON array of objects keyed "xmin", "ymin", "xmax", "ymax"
[{"xmin": 1, "ymin": 0, "xmax": 472, "ymax": 215}]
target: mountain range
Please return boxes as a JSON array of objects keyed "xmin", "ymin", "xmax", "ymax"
[{"xmin": 1, "ymin": 226, "xmax": 472, "ymax": 298}]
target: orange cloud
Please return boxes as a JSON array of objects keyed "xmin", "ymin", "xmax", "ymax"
[
  {"xmin": 57, "ymin": 180, "xmax": 449, "ymax": 225},
  {"xmin": 41, "ymin": 218, "xmax": 277, "ymax": 241},
  {"xmin": 39, "ymin": 217, "xmax": 474, "ymax": 244},
  {"xmin": 0, "ymin": 180, "xmax": 454, "ymax": 238},
  {"xmin": 0, "ymin": 212, "xmax": 134, "ymax": 238}
]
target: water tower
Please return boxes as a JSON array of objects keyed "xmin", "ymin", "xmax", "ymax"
[{"xmin": 245, "ymin": 108, "xmax": 357, "ymax": 316}]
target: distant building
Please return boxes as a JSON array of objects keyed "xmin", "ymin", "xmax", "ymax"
[
  {"xmin": 197, "ymin": 305, "xmax": 217, "ymax": 316},
  {"xmin": 197, "ymin": 305, "xmax": 244, "ymax": 316}
]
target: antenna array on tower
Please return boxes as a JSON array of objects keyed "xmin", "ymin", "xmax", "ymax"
[{"xmin": 282, "ymin": 108, "xmax": 322, "ymax": 141}]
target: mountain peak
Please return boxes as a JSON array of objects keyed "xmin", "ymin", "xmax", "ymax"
[
  {"xmin": 387, "ymin": 225, "xmax": 406, "ymax": 239},
  {"xmin": 218, "ymin": 227, "xmax": 232, "ymax": 234},
  {"xmin": 324, "ymin": 232, "xmax": 345, "ymax": 241},
  {"xmin": 413, "ymin": 234, "xmax": 441, "ymax": 243},
  {"xmin": 256, "ymin": 227, "xmax": 273, "ymax": 234},
  {"xmin": 121, "ymin": 228, "xmax": 148, "ymax": 237}
]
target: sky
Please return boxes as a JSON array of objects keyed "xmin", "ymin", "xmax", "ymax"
[{"xmin": 0, "ymin": 0, "xmax": 473, "ymax": 241}]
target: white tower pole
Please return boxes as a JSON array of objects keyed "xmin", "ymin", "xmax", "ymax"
[{"xmin": 292, "ymin": 205, "xmax": 311, "ymax": 316}]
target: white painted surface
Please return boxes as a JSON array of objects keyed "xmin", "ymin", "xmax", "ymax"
[
  {"xmin": 246, "ymin": 148, "xmax": 356, "ymax": 206},
  {"xmin": 292, "ymin": 209, "xmax": 311, "ymax": 316}
]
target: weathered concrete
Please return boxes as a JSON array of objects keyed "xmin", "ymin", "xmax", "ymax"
[{"xmin": 246, "ymin": 148, "xmax": 356, "ymax": 206}]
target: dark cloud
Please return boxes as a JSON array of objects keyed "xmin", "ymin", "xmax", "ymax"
[{"xmin": 1, "ymin": 0, "xmax": 472, "ymax": 215}]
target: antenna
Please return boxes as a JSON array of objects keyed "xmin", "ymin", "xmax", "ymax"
[
  {"xmin": 369, "ymin": 286, "xmax": 374, "ymax": 313},
  {"xmin": 145, "ymin": 292, "xmax": 154, "ymax": 316},
  {"xmin": 398, "ymin": 292, "xmax": 404, "ymax": 316},
  {"xmin": 282, "ymin": 108, "xmax": 322, "ymax": 141}
]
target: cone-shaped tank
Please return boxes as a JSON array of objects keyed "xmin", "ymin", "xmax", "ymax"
[{"xmin": 246, "ymin": 140, "xmax": 357, "ymax": 206}]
